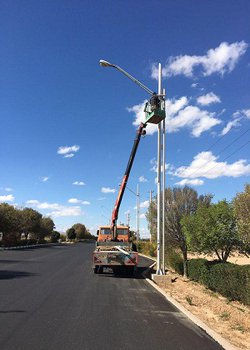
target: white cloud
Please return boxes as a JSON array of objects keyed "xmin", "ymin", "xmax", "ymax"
[
  {"xmin": 50, "ymin": 206, "xmax": 83, "ymax": 218},
  {"xmin": 140, "ymin": 213, "xmax": 146, "ymax": 219},
  {"xmin": 26, "ymin": 199, "xmax": 40, "ymax": 205},
  {"xmin": 41, "ymin": 176, "xmax": 49, "ymax": 182},
  {"xmin": 64, "ymin": 153, "xmax": 74, "ymax": 158},
  {"xmin": 175, "ymin": 151, "xmax": 250, "ymax": 179},
  {"xmin": 97, "ymin": 197, "xmax": 106, "ymax": 201},
  {"xmin": 242, "ymin": 109, "xmax": 250, "ymax": 119},
  {"xmin": 233, "ymin": 108, "xmax": 250, "ymax": 120},
  {"xmin": 151, "ymin": 41, "xmax": 248, "ymax": 78},
  {"xmin": 26, "ymin": 199, "xmax": 84, "ymax": 217},
  {"xmin": 101, "ymin": 187, "xmax": 116, "ymax": 194},
  {"xmin": 129, "ymin": 96, "xmax": 221, "ymax": 137},
  {"xmin": 4, "ymin": 187, "xmax": 13, "ymax": 192},
  {"xmin": 220, "ymin": 118, "xmax": 241, "ymax": 136},
  {"xmin": 175, "ymin": 178, "xmax": 204, "ymax": 186},
  {"xmin": 166, "ymin": 104, "xmax": 221, "ymax": 137},
  {"xmin": 150, "ymin": 158, "xmax": 175, "ymax": 174},
  {"xmin": 197, "ymin": 92, "xmax": 221, "ymax": 106},
  {"xmin": 139, "ymin": 176, "xmax": 148, "ymax": 183},
  {"xmin": 0, "ymin": 194, "xmax": 15, "ymax": 202},
  {"xmin": 140, "ymin": 200, "xmax": 149, "ymax": 209},
  {"xmin": 165, "ymin": 96, "xmax": 189, "ymax": 116},
  {"xmin": 68, "ymin": 198, "xmax": 90, "ymax": 205},
  {"xmin": 72, "ymin": 181, "xmax": 85, "ymax": 186},
  {"xmin": 57, "ymin": 145, "xmax": 80, "ymax": 158}
]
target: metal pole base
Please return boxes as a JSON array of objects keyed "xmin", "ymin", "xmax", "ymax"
[{"xmin": 156, "ymin": 269, "xmax": 164, "ymax": 275}]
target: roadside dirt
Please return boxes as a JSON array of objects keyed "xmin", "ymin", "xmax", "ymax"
[
  {"xmin": 154, "ymin": 270, "xmax": 250, "ymax": 350},
  {"xmin": 187, "ymin": 252, "xmax": 250, "ymax": 266}
]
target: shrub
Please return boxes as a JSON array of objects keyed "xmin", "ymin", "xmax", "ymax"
[
  {"xmin": 137, "ymin": 241, "xmax": 157, "ymax": 257},
  {"xmin": 165, "ymin": 249, "xmax": 184, "ymax": 275},
  {"xmin": 187, "ymin": 259, "xmax": 250, "ymax": 305}
]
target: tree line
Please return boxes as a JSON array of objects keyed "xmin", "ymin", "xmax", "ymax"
[
  {"xmin": 0, "ymin": 203, "xmax": 94, "ymax": 246},
  {"xmin": 146, "ymin": 184, "xmax": 250, "ymax": 277}
]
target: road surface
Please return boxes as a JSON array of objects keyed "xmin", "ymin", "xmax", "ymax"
[{"xmin": 0, "ymin": 243, "xmax": 223, "ymax": 350}]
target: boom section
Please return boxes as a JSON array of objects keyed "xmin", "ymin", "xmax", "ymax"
[{"xmin": 111, "ymin": 122, "xmax": 146, "ymax": 239}]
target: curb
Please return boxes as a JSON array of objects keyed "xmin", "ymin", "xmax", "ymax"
[
  {"xmin": 142, "ymin": 268, "xmax": 239, "ymax": 350},
  {"xmin": 0, "ymin": 243, "xmax": 60, "ymax": 251}
]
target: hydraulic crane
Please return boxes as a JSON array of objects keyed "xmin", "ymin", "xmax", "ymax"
[
  {"xmin": 110, "ymin": 122, "xmax": 147, "ymax": 240},
  {"xmin": 92, "ymin": 97, "xmax": 165, "ymax": 275}
]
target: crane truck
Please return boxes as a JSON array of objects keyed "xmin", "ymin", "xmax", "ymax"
[{"xmin": 93, "ymin": 98, "xmax": 165, "ymax": 275}]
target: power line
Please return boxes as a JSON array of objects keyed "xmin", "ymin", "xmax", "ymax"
[
  {"xmin": 200, "ymin": 140, "xmax": 250, "ymax": 178},
  {"xmin": 180, "ymin": 128, "xmax": 250, "ymax": 180}
]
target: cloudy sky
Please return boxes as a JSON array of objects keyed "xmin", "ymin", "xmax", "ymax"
[{"xmin": 1, "ymin": 1, "xmax": 249, "ymax": 237}]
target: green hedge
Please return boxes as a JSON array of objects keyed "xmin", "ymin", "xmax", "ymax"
[
  {"xmin": 188, "ymin": 259, "xmax": 250, "ymax": 305},
  {"xmin": 165, "ymin": 249, "xmax": 184, "ymax": 275}
]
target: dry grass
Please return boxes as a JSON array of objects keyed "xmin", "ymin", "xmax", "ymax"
[{"xmin": 154, "ymin": 271, "xmax": 250, "ymax": 350}]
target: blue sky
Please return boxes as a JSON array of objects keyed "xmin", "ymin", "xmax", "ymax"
[{"xmin": 0, "ymin": 0, "xmax": 249, "ymax": 237}]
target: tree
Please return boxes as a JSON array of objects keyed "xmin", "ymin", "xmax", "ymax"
[
  {"xmin": 39, "ymin": 217, "xmax": 55, "ymax": 241},
  {"xmin": 146, "ymin": 186, "xmax": 212, "ymax": 277},
  {"xmin": 72, "ymin": 223, "xmax": 87, "ymax": 239},
  {"xmin": 182, "ymin": 200, "xmax": 240, "ymax": 263},
  {"xmin": 66, "ymin": 227, "xmax": 76, "ymax": 240},
  {"xmin": 51, "ymin": 230, "xmax": 61, "ymax": 243},
  {"xmin": 233, "ymin": 184, "xmax": 250, "ymax": 251},
  {"xmin": 21, "ymin": 208, "xmax": 42, "ymax": 239},
  {"xmin": 0, "ymin": 203, "xmax": 22, "ymax": 245}
]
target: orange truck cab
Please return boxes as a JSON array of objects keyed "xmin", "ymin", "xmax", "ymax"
[{"xmin": 97, "ymin": 225, "xmax": 130, "ymax": 243}]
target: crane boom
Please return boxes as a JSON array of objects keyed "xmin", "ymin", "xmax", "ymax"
[{"xmin": 111, "ymin": 122, "xmax": 147, "ymax": 240}]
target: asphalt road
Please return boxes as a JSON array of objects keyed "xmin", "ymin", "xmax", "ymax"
[{"xmin": 0, "ymin": 243, "xmax": 223, "ymax": 350}]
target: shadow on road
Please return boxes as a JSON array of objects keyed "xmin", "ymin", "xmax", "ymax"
[
  {"xmin": 95, "ymin": 265, "xmax": 151, "ymax": 279},
  {"xmin": 0, "ymin": 310, "xmax": 26, "ymax": 314},
  {"xmin": 0, "ymin": 270, "xmax": 38, "ymax": 280}
]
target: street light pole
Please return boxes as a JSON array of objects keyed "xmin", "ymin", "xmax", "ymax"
[
  {"xmin": 162, "ymin": 87, "xmax": 166, "ymax": 274},
  {"xmin": 99, "ymin": 59, "xmax": 166, "ymax": 270},
  {"xmin": 136, "ymin": 184, "xmax": 140, "ymax": 241},
  {"xmin": 156, "ymin": 63, "xmax": 163, "ymax": 275}
]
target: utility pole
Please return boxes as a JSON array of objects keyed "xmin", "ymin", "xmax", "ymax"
[
  {"xmin": 136, "ymin": 184, "xmax": 140, "ymax": 241},
  {"xmin": 156, "ymin": 63, "xmax": 163, "ymax": 275},
  {"xmin": 162, "ymin": 87, "xmax": 166, "ymax": 274},
  {"xmin": 127, "ymin": 212, "xmax": 130, "ymax": 227},
  {"xmin": 149, "ymin": 190, "xmax": 154, "ymax": 242}
]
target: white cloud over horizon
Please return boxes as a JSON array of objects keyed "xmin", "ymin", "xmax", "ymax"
[
  {"xmin": 174, "ymin": 151, "xmax": 250, "ymax": 179},
  {"xmin": 151, "ymin": 41, "xmax": 248, "ymax": 79},
  {"xmin": 175, "ymin": 178, "xmax": 204, "ymax": 186},
  {"xmin": 26, "ymin": 200, "xmax": 84, "ymax": 217},
  {"xmin": 0, "ymin": 194, "xmax": 15, "ymax": 202}
]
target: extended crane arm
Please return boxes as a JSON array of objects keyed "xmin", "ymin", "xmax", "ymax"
[{"xmin": 111, "ymin": 122, "xmax": 147, "ymax": 240}]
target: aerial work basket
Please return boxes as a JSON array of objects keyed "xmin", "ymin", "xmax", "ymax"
[{"xmin": 144, "ymin": 101, "xmax": 165, "ymax": 124}]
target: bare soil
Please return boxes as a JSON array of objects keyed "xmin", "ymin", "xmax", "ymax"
[
  {"xmin": 154, "ymin": 270, "xmax": 250, "ymax": 350},
  {"xmin": 188, "ymin": 252, "xmax": 250, "ymax": 266}
]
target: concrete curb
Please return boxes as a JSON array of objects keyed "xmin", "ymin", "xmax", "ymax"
[
  {"xmin": 0, "ymin": 243, "xmax": 60, "ymax": 251},
  {"xmin": 140, "ymin": 259, "xmax": 239, "ymax": 350}
]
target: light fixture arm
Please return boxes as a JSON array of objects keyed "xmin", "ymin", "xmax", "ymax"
[{"xmin": 99, "ymin": 59, "xmax": 154, "ymax": 95}]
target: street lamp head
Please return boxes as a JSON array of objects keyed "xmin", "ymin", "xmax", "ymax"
[{"xmin": 99, "ymin": 59, "xmax": 115, "ymax": 68}]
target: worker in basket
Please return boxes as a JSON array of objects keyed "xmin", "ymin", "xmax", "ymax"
[{"xmin": 149, "ymin": 92, "xmax": 160, "ymax": 111}]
